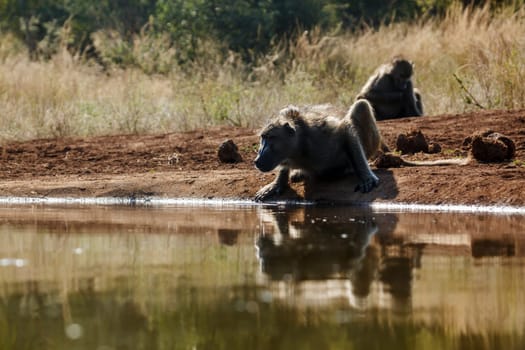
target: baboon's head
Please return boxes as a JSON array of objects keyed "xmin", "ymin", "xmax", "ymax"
[
  {"xmin": 254, "ymin": 119, "xmax": 297, "ymax": 172},
  {"xmin": 389, "ymin": 58, "xmax": 414, "ymax": 90}
]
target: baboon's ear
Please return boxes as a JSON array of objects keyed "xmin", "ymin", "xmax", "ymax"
[
  {"xmin": 280, "ymin": 105, "xmax": 300, "ymax": 118},
  {"xmin": 283, "ymin": 122, "xmax": 296, "ymax": 135},
  {"xmin": 410, "ymin": 61, "xmax": 415, "ymax": 68}
]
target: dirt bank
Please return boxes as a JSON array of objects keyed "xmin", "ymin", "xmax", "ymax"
[{"xmin": 0, "ymin": 109, "xmax": 524, "ymax": 207}]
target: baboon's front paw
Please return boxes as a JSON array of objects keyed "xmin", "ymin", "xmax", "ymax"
[
  {"xmin": 255, "ymin": 182, "xmax": 285, "ymax": 202},
  {"xmin": 354, "ymin": 174, "xmax": 379, "ymax": 193}
]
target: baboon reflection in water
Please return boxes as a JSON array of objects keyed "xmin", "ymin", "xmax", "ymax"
[{"xmin": 256, "ymin": 208, "xmax": 418, "ymax": 303}]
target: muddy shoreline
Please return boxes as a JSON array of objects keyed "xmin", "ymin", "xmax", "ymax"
[{"xmin": 0, "ymin": 109, "xmax": 524, "ymax": 208}]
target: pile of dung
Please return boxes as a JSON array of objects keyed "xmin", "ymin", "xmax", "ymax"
[
  {"xmin": 396, "ymin": 130, "xmax": 441, "ymax": 154},
  {"xmin": 373, "ymin": 152, "xmax": 405, "ymax": 168},
  {"xmin": 218, "ymin": 139, "xmax": 243, "ymax": 163},
  {"xmin": 464, "ymin": 130, "xmax": 515, "ymax": 162}
]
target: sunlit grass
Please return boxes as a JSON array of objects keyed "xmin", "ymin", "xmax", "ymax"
[{"xmin": 1, "ymin": 3, "xmax": 525, "ymax": 142}]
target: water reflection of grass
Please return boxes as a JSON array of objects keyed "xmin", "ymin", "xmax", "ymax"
[
  {"xmin": 0, "ymin": 230, "xmax": 257, "ymax": 288},
  {"xmin": 1, "ymin": 281, "xmax": 524, "ymax": 350},
  {"xmin": 1, "ymin": 207, "xmax": 525, "ymax": 349}
]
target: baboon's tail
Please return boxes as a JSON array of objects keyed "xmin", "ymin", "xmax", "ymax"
[{"xmin": 402, "ymin": 158, "xmax": 470, "ymax": 166}]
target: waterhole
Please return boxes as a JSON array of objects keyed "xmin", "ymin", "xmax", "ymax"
[{"xmin": 0, "ymin": 203, "xmax": 524, "ymax": 349}]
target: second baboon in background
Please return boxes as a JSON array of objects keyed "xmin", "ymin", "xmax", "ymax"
[{"xmin": 357, "ymin": 57, "xmax": 423, "ymax": 121}]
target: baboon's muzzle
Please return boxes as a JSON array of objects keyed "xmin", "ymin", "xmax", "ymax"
[
  {"xmin": 254, "ymin": 155, "xmax": 275, "ymax": 172},
  {"xmin": 254, "ymin": 140, "xmax": 279, "ymax": 172}
]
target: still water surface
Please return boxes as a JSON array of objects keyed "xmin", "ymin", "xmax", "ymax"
[{"xmin": 0, "ymin": 204, "xmax": 524, "ymax": 349}]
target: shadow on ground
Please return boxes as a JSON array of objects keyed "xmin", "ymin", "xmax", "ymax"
[{"xmin": 284, "ymin": 168, "xmax": 399, "ymax": 204}]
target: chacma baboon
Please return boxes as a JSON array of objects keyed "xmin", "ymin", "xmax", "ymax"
[
  {"xmin": 356, "ymin": 57, "xmax": 423, "ymax": 121},
  {"xmin": 254, "ymin": 100, "xmax": 381, "ymax": 201}
]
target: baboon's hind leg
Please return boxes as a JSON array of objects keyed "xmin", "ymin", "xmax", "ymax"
[
  {"xmin": 343, "ymin": 100, "xmax": 380, "ymax": 193},
  {"xmin": 345, "ymin": 100, "xmax": 381, "ymax": 159}
]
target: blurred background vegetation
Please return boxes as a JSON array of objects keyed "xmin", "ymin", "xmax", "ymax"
[
  {"xmin": 1, "ymin": 0, "xmax": 515, "ymax": 65},
  {"xmin": 0, "ymin": 0, "xmax": 525, "ymax": 140}
]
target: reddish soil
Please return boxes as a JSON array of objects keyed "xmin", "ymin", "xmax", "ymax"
[{"xmin": 0, "ymin": 109, "xmax": 524, "ymax": 207}]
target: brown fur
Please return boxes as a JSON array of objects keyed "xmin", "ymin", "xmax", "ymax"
[
  {"xmin": 254, "ymin": 100, "xmax": 381, "ymax": 201},
  {"xmin": 356, "ymin": 57, "xmax": 423, "ymax": 121}
]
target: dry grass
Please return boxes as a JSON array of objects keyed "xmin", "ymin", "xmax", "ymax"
[{"xmin": 1, "ymin": 4, "xmax": 525, "ymax": 142}]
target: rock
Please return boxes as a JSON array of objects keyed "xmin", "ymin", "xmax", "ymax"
[{"xmin": 218, "ymin": 139, "xmax": 243, "ymax": 163}]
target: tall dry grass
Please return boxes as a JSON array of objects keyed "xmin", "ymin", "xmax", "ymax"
[
  {"xmin": 287, "ymin": 2, "xmax": 525, "ymax": 113},
  {"xmin": 1, "ymin": 3, "xmax": 525, "ymax": 142}
]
